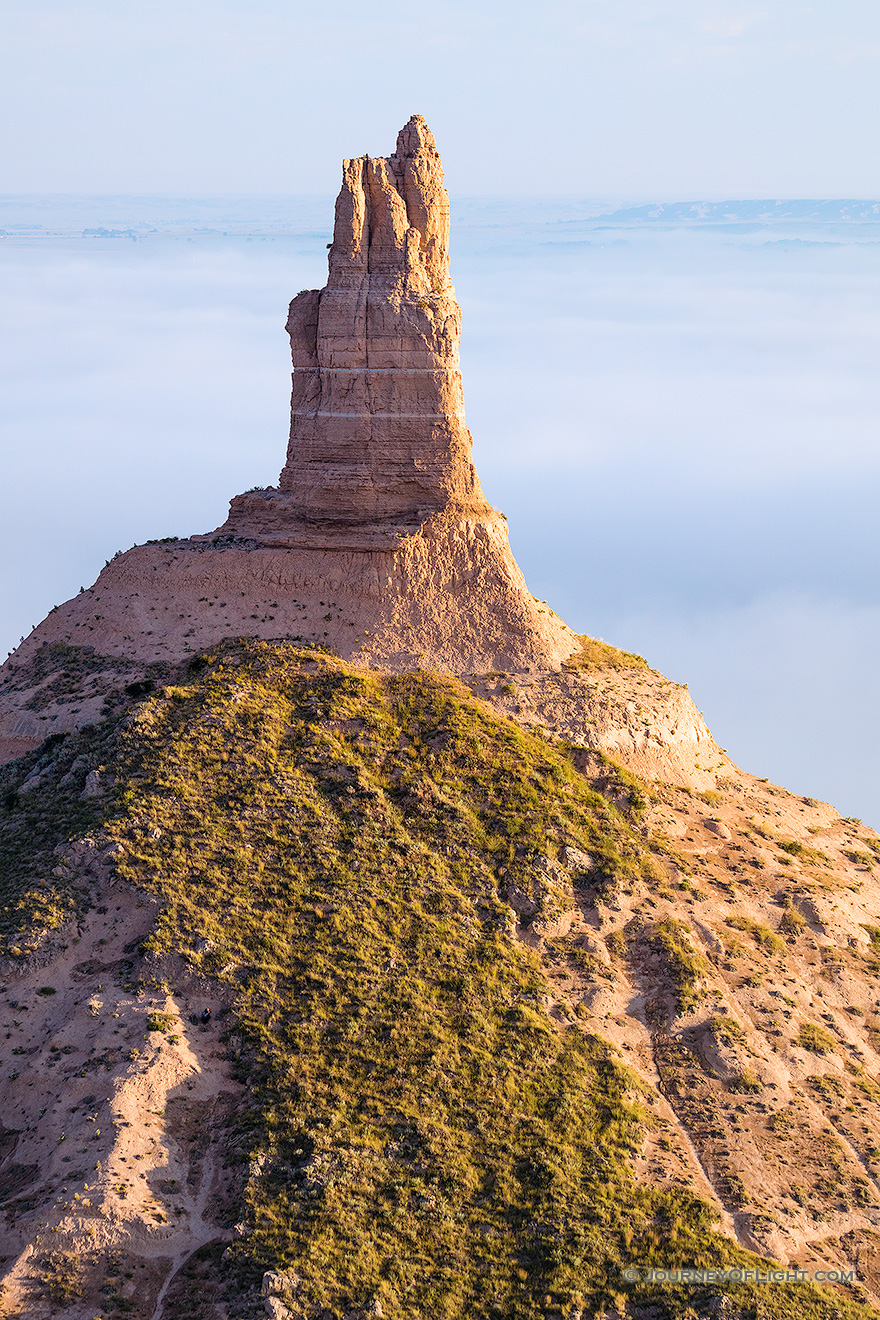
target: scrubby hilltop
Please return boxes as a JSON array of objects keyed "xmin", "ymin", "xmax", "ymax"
[
  {"xmin": 3, "ymin": 642, "xmax": 880, "ymax": 1320},
  {"xmin": 1, "ymin": 118, "xmax": 880, "ymax": 1320}
]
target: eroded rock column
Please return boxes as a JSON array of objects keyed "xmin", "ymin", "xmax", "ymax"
[{"xmin": 277, "ymin": 115, "xmax": 489, "ymax": 528}]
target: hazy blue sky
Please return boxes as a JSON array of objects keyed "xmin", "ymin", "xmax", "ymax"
[{"xmin": 3, "ymin": 0, "xmax": 880, "ymax": 198}]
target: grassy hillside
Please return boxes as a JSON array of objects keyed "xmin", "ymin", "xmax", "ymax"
[{"xmin": 0, "ymin": 640, "xmax": 873, "ymax": 1319}]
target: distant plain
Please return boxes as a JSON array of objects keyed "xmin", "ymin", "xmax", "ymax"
[{"xmin": 1, "ymin": 195, "xmax": 878, "ymax": 824}]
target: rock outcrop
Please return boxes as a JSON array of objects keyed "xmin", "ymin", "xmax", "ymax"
[
  {"xmin": 224, "ymin": 115, "xmax": 489, "ymax": 543},
  {"xmin": 1, "ymin": 116, "xmax": 575, "ymax": 673},
  {"xmin": 0, "ymin": 116, "xmax": 727, "ymax": 789}
]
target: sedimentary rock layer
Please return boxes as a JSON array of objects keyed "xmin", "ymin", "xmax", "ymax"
[
  {"xmin": 0, "ymin": 115, "xmax": 576, "ymax": 689},
  {"xmin": 223, "ymin": 114, "xmax": 490, "ymax": 541}
]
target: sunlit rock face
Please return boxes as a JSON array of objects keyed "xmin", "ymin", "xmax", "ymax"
[
  {"xmin": 0, "ymin": 114, "xmax": 585, "ymax": 755},
  {"xmin": 224, "ymin": 115, "xmax": 491, "ymax": 542}
]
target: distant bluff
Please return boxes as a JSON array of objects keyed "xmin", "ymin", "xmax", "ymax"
[{"xmin": 0, "ymin": 117, "xmax": 726, "ymax": 790}]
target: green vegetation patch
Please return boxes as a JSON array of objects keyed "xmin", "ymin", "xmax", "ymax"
[
  {"xmin": 1, "ymin": 640, "xmax": 872, "ymax": 1319},
  {"xmin": 809, "ymin": 1074, "xmax": 846, "ymax": 1103},
  {"xmin": 726, "ymin": 914, "xmax": 785, "ymax": 957},
  {"xmin": 647, "ymin": 917, "xmax": 709, "ymax": 1014},
  {"xmin": 729, "ymin": 1067, "xmax": 763, "ymax": 1095},
  {"xmin": 563, "ymin": 634, "xmax": 649, "ymax": 673},
  {"xmin": 779, "ymin": 904, "xmax": 806, "ymax": 937},
  {"xmin": 796, "ymin": 1023, "xmax": 838, "ymax": 1056},
  {"xmin": 0, "ymin": 728, "xmax": 114, "ymax": 951},
  {"xmin": 709, "ymin": 1014, "xmax": 746, "ymax": 1047},
  {"xmin": 110, "ymin": 644, "xmax": 683, "ymax": 1316},
  {"xmin": 146, "ymin": 1012, "xmax": 177, "ymax": 1033},
  {"xmin": 847, "ymin": 849, "xmax": 875, "ymax": 869},
  {"xmin": 776, "ymin": 837, "xmax": 830, "ymax": 866}
]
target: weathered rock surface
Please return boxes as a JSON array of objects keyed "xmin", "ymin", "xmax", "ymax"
[
  {"xmin": 0, "ymin": 857, "xmax": 242, "ymax": 1319},
  {"xmin": 225, "ymin": 115, "xmax": 487, "ymax": 540},
  {"xmin": 1, "ymin": 118, "xmax": 574, "ymax": 681},
  {"xmin": 0, "ymin": 116, "xmax": 724, "ymax": 791}
]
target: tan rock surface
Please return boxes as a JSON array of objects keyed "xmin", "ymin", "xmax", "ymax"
[
  {"xmin": 243, "ymin": 113, "xmax": 485, "ymax": 535},
  {"xmin": 0, "ymin": 845, "xmax": 241, "ymax": 1319},
  {"xmin": 1, "ymin": 115, "xmax": 596, "ymax": 770},
  {"xmin": 0, "ymin": 116, "xmax": 726, "ymax": 790}
]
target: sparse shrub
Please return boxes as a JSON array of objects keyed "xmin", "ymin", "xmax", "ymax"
[
  {"xmin": 729, "ymin": 1067, "xmax": 762, "ymax": 1094},
  {"xmin": 39, "ymin": 1252, "xmax": 84, "ymax": 1303},
  {"xmin": 650, "ymin": 918, "xmax": 708, "ymax": 1013},
  {"xmin": 726, "ymin": 915, "xmax": 784, "ymax": 956},
  {"xmin": 563, "ymin": 635, "xmax": 648, "ymax": 672},
  {"xmin": 769, "ymin": 1107, "xmax": 797, "ymax": 1136},
  {"xmin": 779, "ymin": 905, "xmax": 806, "ymax": 937},
  {"xmin": 809, "ymin": 1074, "xmax": 846, "ymax": 1102},
  {"xmin": 629, "ymin": 786, "xmax": 647, "ymax": 813},
  {"xmin": 146, "ymin": 1013, "xmax": 176, "ymax": 1033},
  {"xmin": 797, "ymin": 1023, "xmax": 837, "ymax": 1055},
  {"xmin": 710, "ymin": 1014, "xmax": 746, "ymax": 1046},
  {"xmin": 125, "ymin": 679, "xmax": 154, "ymax": 698},
  {"xmin": 777, "ymin": 838, "xmax": 830, "ymax": 866}
]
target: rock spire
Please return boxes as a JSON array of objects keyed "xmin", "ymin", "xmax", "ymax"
[
  {"xmin": 223, "ymin": 114, "xmax": 490, "ymax": 543},
  {"xmin": 2, "ymin": 114, "xmax": 710, "ymax": 764}
]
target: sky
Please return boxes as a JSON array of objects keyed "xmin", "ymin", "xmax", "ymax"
[
  {"xmin": 1, "ymin": 1, "xmax": 879, "ymax": 824},
  {"xmin": 2, "ymin": 0, "xmax": 880, "ymax": 198}
]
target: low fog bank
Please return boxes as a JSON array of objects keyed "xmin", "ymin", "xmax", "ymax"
[
  {"xmin": 2, "ymin": 198, "xmax": 878, "ymax": 823},
  {"xmin": 499, "ymin": 474, "xmax": 880, "ymax": 823},
  {"xmin": 605, "ymin": 597, "xmax": 880, "ymax": 829}
]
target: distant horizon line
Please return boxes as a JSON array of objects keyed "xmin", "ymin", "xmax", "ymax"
[{"xmin": 1, "ymin": 191, "xmax": 880, "ymax": 205}]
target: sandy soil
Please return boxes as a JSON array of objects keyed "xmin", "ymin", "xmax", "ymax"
[
  {"xmin": 0, "ymin": 842, "xmax": 241, "ymax": 1319},
  {"xmin": 504, "ymin": 750, "xmax": 880, "ymax": 1300}
]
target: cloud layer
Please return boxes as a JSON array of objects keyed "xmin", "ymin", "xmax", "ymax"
[{"xmin": 1, "ymin": 202, "xmax": 878, "ymax": 823}]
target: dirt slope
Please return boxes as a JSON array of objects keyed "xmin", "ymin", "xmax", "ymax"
[
  {"xmin": 1, "ymin": 643, "xmax": 879, "ymax": 1320},
  {"xmin": 0, "ymin": 844, "xmax": 242, "ymax": 1319}
]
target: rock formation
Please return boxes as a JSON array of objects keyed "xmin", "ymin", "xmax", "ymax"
[
  {"xmin": 224, "ymin": 115, "xmax": 489, "ymax": 543},
  {"xmin": 4, "ymin": 120, "xmax": 880, "ymax": 1319},
  {"xmin": 0, "ymin": 116, "xmax": 726, "ymax": 789}
]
